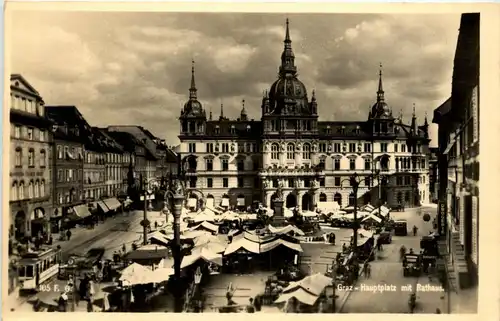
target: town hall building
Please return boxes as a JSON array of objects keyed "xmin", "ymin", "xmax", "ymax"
[{"xmin": 177, "ymin": 19, "xmax": 431, "ymax": 211}]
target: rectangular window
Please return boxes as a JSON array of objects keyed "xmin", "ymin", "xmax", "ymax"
[
  {"xmin": 237, "ymin": 159, "xmax": 245, "ymax": 171},
  {"xmin": 318, "ymin": 159, "xmax": 325, "ymax": 170},
  {"xmin": 207, "ymin": 178, "xmax": 213, "ymax": 188},
  {"xmin": 349, "ymin": 159, "xmax": 356, "ymax": 170},
  {"xmin": 349, "ymin": 143, "xmax": 356, "ymax": 153},
  {"xmin": 27, "ymin": 128, "xmax": 34, "ymax": 140},
  {"xmin": 28, "ymin": 149, "xmax": 35, "ymax": 167},
  {"xmin": 223, "ymin": 178, "xmax": 229, "ymax": 188},
  {"xmin": 394, "ymin": 144, "xmax": 398, "ymax": 153},
  {"xmin": 319, "ymin": 178, "xmax": 325, "ymax": 187},
  {"xmin": 253, "ymin": 177, "xmax": 259, "ymax": 188},
  {"xmin": 40, "ymin": 151, "xmax": 46, "ymax": 167},
  {"xmin": 288, "ymin": 178, "xmax": 294, "ymax": 188},
  {"xmin": 334, "ymin": 177, "xmax": 341, "ymax": 186},
  {"xmin": 319, "ymin": 143, "xmax": 327, "ymax": 153},
  {"xmin": 188, "ymin": 143, "xmax": 196, "ymax": 153},
  {"xmin": 15, "ymin": 149, "xmax": 22, "ymax": 167},
  {"xmin": 364, "ymin": 159, "xmax": 371, "ymax": 170},
  {"xmin": 380, "ymin": 143, "xmax": 388, "ymax": 153},
  {"xmin": 189, "ymin": 178, "xmax": 197, "ymax": 188},
  {"xmin": 364, "ymin": 176, "xmax": 371, "ymax": 187},
  {"xmin": 237, "ymin": 178, "xmax": 244, "ymax": 188},
  {"xmin": 363, "ymin": 143, "xmax": 371, "ymax": 153},
  {"xmin": 221, "ymin": 159, "xmax": 229, "ymax": 171},
  {"xmin": 206, "ymin": 159, "xmax": 213, "ymax": 171},
  {"xmin": 334, "ymin": 159, "xmax": 340, "ymax": 170},
  {"xmin": 222, "ymin": 143, "xmax": 229, "ymax": 153},
  {"xmin": 402, "ymin": 144, "xmax": 406, "ymax": 153},
  {"xmin": 472, "ymin": 86, "xmax": 479, "ymax": 143},
  {"xmin": 334, "ymin": 143, "xmax": 341, "ymax": 153}
]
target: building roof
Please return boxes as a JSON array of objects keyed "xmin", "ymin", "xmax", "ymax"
[
  {"xmin": 46, "ymin": 106, "xmax": 90, "ymax": 143},
  {"xmin": 432, "ymin": 97, "xmax": 452, "ymax": 124},
  {"xmin": 107, "ymin": 125, "xmax": 159, "ymax": 160},
  {"xmin": 105, "ymin": 131, "xmax": 141, "ymax": 154},
  {"xmin": 11, "ymin": 74, "xmax": 41, "ymax": 97},
  {"xmin": 94, "ymin": 127, "xmax": 124, "ymax": 153}
]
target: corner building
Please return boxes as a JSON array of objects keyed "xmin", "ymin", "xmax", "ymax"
[{"xmin": 178, "ymin": 20, "xmax": 430, "ymax": 210}]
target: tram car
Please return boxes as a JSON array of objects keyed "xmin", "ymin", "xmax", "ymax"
[{"xmin": 18, "ymin": 247, "xmax": 62, "ymax": 293}]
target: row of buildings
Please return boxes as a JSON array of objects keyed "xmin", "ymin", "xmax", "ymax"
[
  {"xmin": 9, "ymin": 74, "xmax": 178, "ymax": 240},
  {"xmin": 433, "ymin": 13, "xmax": 479, "ymax": 292},
  {"xmin": 177, "ymin": 19, "xmax": 432, "ymax": 211}
]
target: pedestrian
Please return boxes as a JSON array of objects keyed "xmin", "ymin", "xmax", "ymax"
[
  {"xmin": 435, "ymin": 308, "xmax": 441, "ymax": 314},
  {"xmin": 246, "ymin": 298, "xmax": 255, "ymax": 313},
  {"xmin": 413, "ymin": 225, "xmax": 418, "ymax": 236},
  {"xmin": 122, "ymin": 244, "xmax": 126, "ymax": 253},
  {"xmin": 331, "ymin": 233, "xmax": 336, "ymax": 245},
  {"xmin": 365, "ymin": 263, "xmax": 371, "ymax": 278},
  {"xmin": 342, "ymin": 243, "xmax": 347, "ymax": 253},
  {"xmin": 66, "ymin": 229, "xmax": 72, "ymax": 241},
  {"xmin": 253, "ymin": 295, "xmax": 262, "ymax": 312},
  {"xmin": 154, "ymin": 221, "xmax": 158, "ymax": 229}
]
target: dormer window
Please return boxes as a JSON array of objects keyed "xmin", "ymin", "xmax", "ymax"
[
  {"xmin": 215, "ymin": 125, "xmax": 220, "ymax": 135},
  {"xmin": 326, "ymin": 125, "xmax": 331, "ymax": 134},
  {"xmin": 246, "ymin": 125, "xmax": 251, "ymax": 132},
  {"xmin": 230, "ymin": 125, "xmax": 236, "ymax": 134}
]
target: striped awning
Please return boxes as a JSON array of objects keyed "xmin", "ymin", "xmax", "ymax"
[
  {"xmin": 97, "ymin": 201, "xmax": 109, "ymax": 212},
  {"xmin": 72, "ymin": 204, "xmax": 91, "ymax": 219},
  {"xmin": 104, "ymin": 197, "xmax": 121, "ymax": 211},
  {"xmin": 237, "ymin": 197, "xmax": 245, "ymax": 206},
  {"xmin": 221, "ymin": 198, "xmax": 230, "ymax": 207}
]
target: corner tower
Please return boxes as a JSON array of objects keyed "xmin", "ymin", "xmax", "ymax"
[
  {"xmin": 179, "ymin": 60, "xmax": 206, "ymax": 136},
  {"xmin": 369, "ymin": 64, "xmax": 396, "ymax": 136}
]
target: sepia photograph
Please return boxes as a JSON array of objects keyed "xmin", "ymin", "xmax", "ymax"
[{"xmin": 5, "ymin": 7, "xmax": 480, "ymax": 315}]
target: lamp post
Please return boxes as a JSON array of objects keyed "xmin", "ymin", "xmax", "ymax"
[{"xmin": 340, "ymin": 173, "xmax": 364, "ymax": 260}]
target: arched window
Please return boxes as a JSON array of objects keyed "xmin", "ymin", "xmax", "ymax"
[
  {"xmin": 28, "ymin": 181, "xmax": 34, "ymax": 199},
  {"xmin": 271, "ymin": 143, "xmax": 279, "ymax": 160},
  {"xmin": 40, "ymin": 150, "xmax": 46, "ymax": 167},
  {"xmin": 287, "ymin": 143, "xmax": 295, "ymax": 160},
  {"xmin": 40, "ymin": 180, "xmax": 45, "ymax": 197},
  {"xmin": 334, "ymin": 193, "xmax": 342, "ymax": 206},
  {"xmin": 15, "ymin": 148, "xmax": 22, "ymax": 167},
  {"xmin": 11, "ymin": 181, "xmax": 18, "ymax": 201},
  {"xmin": 18, "ymin": 181, "xmax": 25, "ymax": 199},
  {"xmin": 34, "ymin": 180, "xmax": 40, "ymax": 198},
  {"xmin": 303, "ymin": 143, "xmax": 311, "ymax": 159},
  {"xmin": 319, "ymin": 193, "xmax": 327, "ymax": 202}
]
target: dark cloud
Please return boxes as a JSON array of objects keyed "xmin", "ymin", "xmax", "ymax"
[{"xmin": 10, "ymin": 10, "xmax": 460, "ymax": 144}]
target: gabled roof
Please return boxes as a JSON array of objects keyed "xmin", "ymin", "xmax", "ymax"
[
  {"xmin": 10, "ymin": 74, "xmax": 40, "ymax": 97},
  {"xmin": 105, "ymin": 131, "xmax": 140, "ymax": 154}
]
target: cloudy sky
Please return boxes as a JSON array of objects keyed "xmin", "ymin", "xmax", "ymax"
[{"xmin": 10, "ymin": 10, "xmax": 462, "ymax": 145}]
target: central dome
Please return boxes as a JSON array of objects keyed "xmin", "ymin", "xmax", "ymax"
[
  {"xmin": 268, "ymin": 75, "xmax": 310, "ymax": 114},
  {"xmin": 371, "ymin": 101, "xmax": 391, "ymax": 118}
]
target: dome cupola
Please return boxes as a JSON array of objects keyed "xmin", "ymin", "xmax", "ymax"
[
  {"xmin": 182, "ymin": 60, "xmax": 205, "ymax": 117},
  {"xmin": 370, "ymin": 64, "xmax": 392, "ymax": 119},
  {"xmin": 266, "ymin": 19, "xmax": 311, "ymax": 116}
]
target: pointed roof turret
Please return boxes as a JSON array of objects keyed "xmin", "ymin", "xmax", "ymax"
[
  {"xmin": 209, "ymin": 107, "xmax": 213, "ymax": 121},
  {"xmin": 219, "ymin": 102, "xmax": 224, "ymax": 120},
  {"xmin": 240, "ymin": 99, "xmax": 248, "ymax": 121},
  {"xmin": 377, "ymin": 63, "xmax": 385, "ymax": 102},
  {"xmin": 182, "ymin": 59, "xmax": 204, "ymax": 118},
  {"xmin": 279, "ymin": 18, "xmax": 297, "ymax": 76},
  {"xmin": 411, "ymin": 103, "xmax": 418, "ymax": 134},
  {"xmin": 189, "ymin": 60, "xmax": 197, "ymax": 100},
  {"xmin": 311, "ymin": 90, "xmax": 317, "ymax": 101}
]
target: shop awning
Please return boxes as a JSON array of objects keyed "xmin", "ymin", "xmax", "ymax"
[
  {"xmin": 181, "ymin": 247, "xmax": 223, "ymax": 269},
  {"xmin": 190, "ymin": 221, "xmax": 219, "ymax": 233},
  {"xmin": 97, "ymin": 201, "xmax": 109, "ymax": 213},
  {"xmin": 104, "ymin": 197, "xmax": 121, "ymax": 211},
  {"xmin": 221, "ymin": 198, "xmax": 230, "ymax": 207},
  {"xmin": 188, "ymin": 198, "xmax": 197, "ymax": 208},
  {"xmin": 72, "ymin": 204, "xmax": 91, "ymax": 219},
  {"xmin": 237, "ymin": 197, "xmax": 245, "ymax": 206}
]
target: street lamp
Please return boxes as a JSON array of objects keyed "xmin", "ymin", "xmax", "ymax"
[
  {"xmin": 138, "ymin": 175, "xmax": 164, "ymax": 245},
  {"xmin": 340, "ymin": 173, "xmax": 364, "ymax": 260},
  {"xmin": 373, "ymin": 162, "xmax": 385, "ymax": 218}
]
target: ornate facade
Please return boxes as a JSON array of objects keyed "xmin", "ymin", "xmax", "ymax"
[{"xmin": 178, "ymin": 20, "xmax": 431, "ymax": 211}]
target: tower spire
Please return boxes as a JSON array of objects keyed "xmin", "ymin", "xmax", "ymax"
[
  {"xmin": 377, "ymin": 63, "xmax": 385, "ymax": 102},
  {"xmin": 424, "ymin": 111, "xmax": 429, "ymax": 126},
  {"xmin": 240, "ymin": 99, "xmax": 248, "ymax": 121},
  {"xmin": 411, "ymin": 103, "xmax": 418, "ymax": 133},
  {"xmin": 279, "ymin": 18, "xmax": 297, "ymax": 76},
  {"xmin": 220, "ymin": 102, "xmax": 224, "ymax": 120},
  {"xmin": 209, "ymin": 107, "xmax": 213, "ymax": 121},
  {"xmin": 189, "ymin": 60, "xmax": 197, "ymax": 100}
]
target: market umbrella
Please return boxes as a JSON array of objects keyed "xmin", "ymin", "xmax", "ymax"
[
  {"xmin": 192, "ymin": 241, "xmax": 226, "ymax": 254},
  {"xmin": 194, "ymin": 234, "xmax": 226, "ymax": 247},
  {"xmin": 181, "ymin": 247, "xmax": 223, "ymax": 269},
  {"xmin": 119, "ymin": 263, "xmax": 153, "ymax": 286}
]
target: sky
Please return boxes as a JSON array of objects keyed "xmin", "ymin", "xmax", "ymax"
[{"xmin": 9, "ymin": 11, "xmax": 462, "ymax": 146}]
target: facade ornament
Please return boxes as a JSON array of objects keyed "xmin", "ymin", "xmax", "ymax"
[
  {"xmin": 263, "ymin": 180, "xmax": 269, "ymax": 189},
  {"xmin": 172, "ymin": 179, "xmax": 184, "ymax": 197}
]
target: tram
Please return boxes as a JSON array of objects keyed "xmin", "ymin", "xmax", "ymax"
[{"xmin": 18, "ymin": 247, "xmax": 62, "ymax": 292}]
